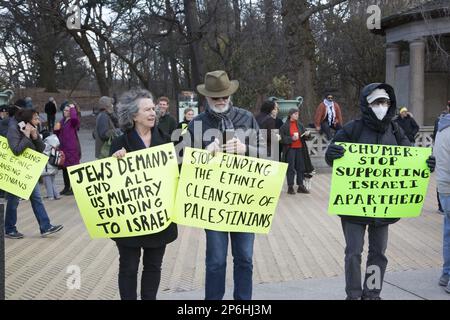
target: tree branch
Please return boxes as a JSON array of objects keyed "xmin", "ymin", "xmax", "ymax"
[{"xmin": 299, "ymin": 0, "xmax": 348, "ymax": 23}]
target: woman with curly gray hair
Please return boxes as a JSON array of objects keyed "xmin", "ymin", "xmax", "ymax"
[{"xmin": 109, "ymin": 89, "xmax": 178, "ymax": 300}]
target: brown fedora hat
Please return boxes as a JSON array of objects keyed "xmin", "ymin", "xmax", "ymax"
[{"xmin": 197, "ymin": 70, "xmax": 239, "ymax": 97}]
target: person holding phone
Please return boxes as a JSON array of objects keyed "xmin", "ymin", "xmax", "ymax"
[
  {"xmin": 54, "ymin": 102, "xmax": 81, "ymax": 195},
  {"xmin": 184, "ymin": 70, "xmax": 266, "ymax": 300},
  {"xmin": 5, "ymin": 108, "xmax": 63, "ymax": 239},
  {"xmin": 280, "ymin": 108, "xmax": 313, "ymax": 194}
]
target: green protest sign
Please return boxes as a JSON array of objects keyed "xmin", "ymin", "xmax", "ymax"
[
  {"xmin": 328, "ymin": 143, "xmax": 432, "ymax": 218},
  {"xmin": 173, "ymin": 147, "xmax": 287, "ymax": 233},
  {"xmin": 0, "ymin": 136, "xmax": 48, "ymax": 199},
  {"xmin": 68, "ymin": 143, "xmax": 179, "ymax": 238}
]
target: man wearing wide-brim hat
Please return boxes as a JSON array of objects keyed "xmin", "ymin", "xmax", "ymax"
[{"xmin": 185, "ymin": 70, "xmax": 266, "ymax": 300}]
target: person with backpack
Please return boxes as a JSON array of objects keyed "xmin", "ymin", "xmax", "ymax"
[
  {"xmin": 41, "ymin": 134, "xmax": 62, "ymax": 200},
  {"xmin": 325, "ymin": 83, "xmax": 436, "ymax": 300},
  {"xmin": 94, "ymin": 96, "xmax": 121, "ymax": 159}
]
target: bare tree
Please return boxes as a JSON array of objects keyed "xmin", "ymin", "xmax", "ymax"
[{"xmin": 281, "ymin": 0, "xmax": 348, "ymax": 121}]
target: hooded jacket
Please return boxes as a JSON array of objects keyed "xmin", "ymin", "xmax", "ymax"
[
  {"xmin": 434, "ymin": 114, "xmax": 450, "ymax": 194},
  {"xmin": 327, "ymin": 83, "xmax": 410, "ymax": 226},
  {"xmin": 394, "ymin": 114, "xmax": 419, "ymax": 143},
  {"xmin": 7, "ymin": 117, "xmax": 45, "ymax": 155}
]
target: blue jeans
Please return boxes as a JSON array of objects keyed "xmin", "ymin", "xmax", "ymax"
[
  {"xmin": 5, "ymin": 183, "xmax": 52, "ymax": 234},
  {"xmin": 439, "ymin": 194, "xmax": 450, "ymax": 276},
  {"xmin": 205, "ymin": 230, "xmax": 254, "ymax": 300}
]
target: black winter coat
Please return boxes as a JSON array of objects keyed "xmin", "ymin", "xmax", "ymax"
[
  {"xmin": 279, "ymin": 119, "xmax": 314, "ymax": 173},
  {"xmin": 187, "ymin": 106, "xmax": 266, "ymax": 157},
  {"xmin": 256, "ymin": 112, "xmax": 277, "ymax": 158},
  {"xmin": 109, "ymin": 127, "xmax": 178, "ymax": 248},
  {"xmin": 394, "ymin": 115, "xmax": 419, "ymax": 143},
  {"xmin": 44, "ymin": 102, "xmax": 57, "ymax": 116},
  {"xmin": 326, "ymin": 83, "xmax": 410, "ymax": 226}
]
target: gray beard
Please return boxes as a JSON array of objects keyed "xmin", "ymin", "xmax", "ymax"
[{"xmin": 209, "ymin": 102, "xmax": 231, "ymax": 113}]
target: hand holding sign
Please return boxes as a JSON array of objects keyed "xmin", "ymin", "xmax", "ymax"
[
  {"xmin": 426, "ymin": 155, "xmax": 436, "ymax": 172},
  {"xmin": 222, "ymin": 137, "xmax": 246, "ymax": 155},
  {"xmin": 206, "ymin": 138, "xmax": 221, "ymax": 155},
  {"xmin": 326, "ymin": 144, "xmax": 345, "ymax": 162},
  {"xmin": 112, "ymin": 147, "xmax": 127, "ymax": 158},
  {"xmin": 173, "ymin": 147, "xmax": 287, "ymax": 233},
  {"xmin": 68, "ymin": 143, "xmax": 179, "ymax": 238}
]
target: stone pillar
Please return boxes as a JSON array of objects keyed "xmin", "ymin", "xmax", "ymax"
[
  {"xmin": 409, "ymin": 38, "xmax": 426, "ymax": 125},
  {"xmin": 386, "ymin": 43, "xmax": 400, "ymax": 87}
]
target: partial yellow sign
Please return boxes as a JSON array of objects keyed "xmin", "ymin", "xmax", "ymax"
[
  {"xmin": 0, "ymin": 136, "xmax": 48, "ymax": 199},
  {"xmin": 68, "ymin": 143, "xmax": 179, "ymax": 238},
  {"xmin": 174, "ymin": 147, "xmax": 288, "ymax": 233}
]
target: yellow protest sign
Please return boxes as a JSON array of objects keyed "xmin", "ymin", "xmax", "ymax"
[
  {"xmin": 173, "ymin": 147, "xmax": 288, "ymax": 233},
  {"xmin": 68, "ymin": 143, "xmax": 179, "ymax": 238},
  {"xmin": 328, "ymin": 143, "xmax": 432, "ymax": 218},
  {"xmin": 0, "ymin": 136, "xmax": 48, "ymax": 199}
]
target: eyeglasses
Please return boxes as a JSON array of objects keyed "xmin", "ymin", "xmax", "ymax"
[
  {"xmin": 211, "ymin": 96, "xmax": 229, "ymax": 101},
  {"xmin": 371, "ymin": 98, "xmax": 390, "ymax": 105}
]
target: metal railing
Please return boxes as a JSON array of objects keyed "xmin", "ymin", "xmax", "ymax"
[{"xmin": 306, "ymin": 126, "xmax": 435, "ymax": 168}]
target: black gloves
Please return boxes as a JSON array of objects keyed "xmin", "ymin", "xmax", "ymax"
[
  {"xmin": 325, "ymin": 144, "xmax": 345, "ymax": 164},
  {"xmin": 426, "ymin": 155, "xmax": 436, "ymax": 172}
]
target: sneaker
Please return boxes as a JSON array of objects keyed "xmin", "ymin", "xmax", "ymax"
[
  {"xmin": 287, "ymin": 186, "xmax": 295, "ymax": 195},
  {"xmin": 5, "ymin": 231, "xmax": 24, "ymax": 239},
  {"xmin": 297, "ymin": 185, "xmax": 310, "ymax": 194},
  {"xmin": 439, "ymin": 274, "xmax": 449, "ymax": 286},
  {"xmin": 41, "ymin": 225, "xmax": 63, "ymax": 237}
]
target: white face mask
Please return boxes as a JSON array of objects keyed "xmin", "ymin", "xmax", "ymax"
[{"xmin": 370, "ymin": 103, "xmax": 389, "ymax": 120}]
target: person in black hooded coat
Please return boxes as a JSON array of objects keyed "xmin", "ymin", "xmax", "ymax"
[{"xmin": 325, "ymin": 83, "xmax": 436, "ymax": 300}]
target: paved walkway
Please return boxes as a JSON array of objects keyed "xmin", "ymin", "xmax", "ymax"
[{"xmin": 4, "ymin": 129, "xmax": 450, "ymax": 300}]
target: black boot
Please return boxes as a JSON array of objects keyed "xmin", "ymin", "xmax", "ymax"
[
  {"xmin": 297, "ymin": 185, "xmax": 310, "ymax": 194},
  {"xmin": 287, "ymin": 186, "xmax": 295, "ymax": 195}
]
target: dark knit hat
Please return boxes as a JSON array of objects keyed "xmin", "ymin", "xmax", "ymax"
[{"xmin": 14, "ymin": 99, "xmax": 26, "ymax": 109}]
